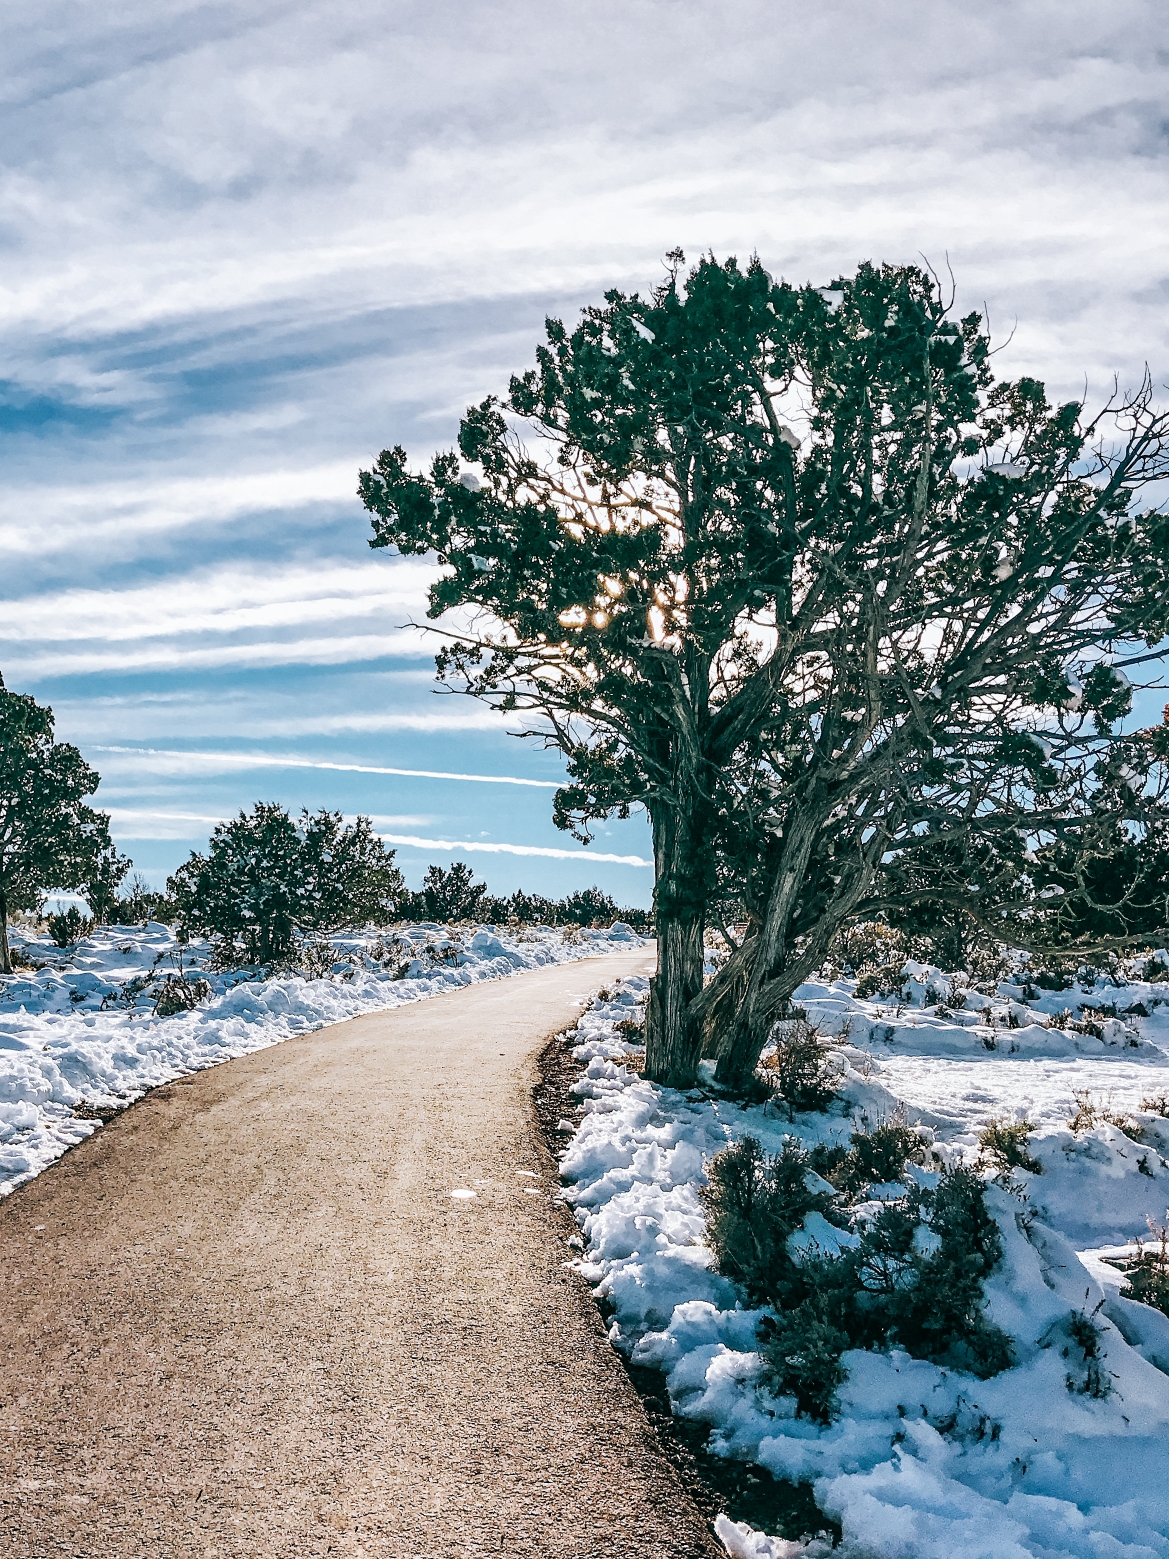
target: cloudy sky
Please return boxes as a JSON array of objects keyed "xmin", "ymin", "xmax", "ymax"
[{"xmin": 3, "ymin": 0, "xmax": 1168, "ymax": 904}]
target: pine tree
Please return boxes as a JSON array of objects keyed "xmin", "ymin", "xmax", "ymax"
[
  {"xmin": 420, "ymin": 861, "xmax": 487, "ymax": 922},
  {"xmin": 359, "ymin": 253, "xmax": 1169, "ymax": 1087},
  {"xmin": 0, "ymin": 674, "xmax": 114, "ymax": 973},
  {"xmin": 169, "ymin": 804, "xmax": 404, "ymax": 962},
  {"xmin": 85, "ymin": 841, "xmax": 133, "ymax": 925}
]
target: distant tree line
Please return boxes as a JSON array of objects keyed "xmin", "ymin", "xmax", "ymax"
[
  {"xmin": 0, "ymin": 698, "xmax": 651, "ymax": 970},
  {"xmin": 398, "ymin": 860, "xmax": 650, "ymax": 931}
]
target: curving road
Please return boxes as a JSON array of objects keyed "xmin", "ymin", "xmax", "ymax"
[{"xmin": 0, "ymin": 950, "xmax": 722, "ymax": 1559}]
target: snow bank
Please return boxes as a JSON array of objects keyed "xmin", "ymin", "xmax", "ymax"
[
  {"xmin": 0, "ymin": 918, "xmax": 644, "ymax": 1195},
  {"xmin": 557, "ymin": 964, "xmax": 1169, "ymax": 1558}
]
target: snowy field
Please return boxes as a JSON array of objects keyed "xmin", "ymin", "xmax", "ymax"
[
  {"xmin": 0, "ymin": 917, "xmax": 644, "ymax": 1196},
  {"xmin": 558, "ymin": 956, "xmax": 1169, "ymax": 1559}
]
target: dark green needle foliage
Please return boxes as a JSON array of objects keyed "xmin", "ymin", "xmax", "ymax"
[
  {"xmin": 419, "ymin": 861, "xmax": 488, "ymax": 922},
  {"xmin": 702, "ymin": 1134, "xmax": 1012, "ymax": 1422},
  {"xmin": 359, "ymin": 251, "xmax": 1169, "ymax": 1090},
  {"xmin": 85, "ymin": 840, "xmax": 133, "ymax": 926},
  {"xmin": 169, "ymin": 803, "xmax": 404, "ymax": 964},
  {"xmin": 0, "ymin": 673, "xmax": 115, "ymax": 974}
]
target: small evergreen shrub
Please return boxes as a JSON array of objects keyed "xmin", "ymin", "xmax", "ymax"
[
  {"xmin": 699, "ymin": 1136, "xmax": 832, "ymax": 1302},
  {"xmin": 1124, "ymin": 1224, "xmax": 1169, "ymax": 1318},
  {"xmin": 840, "ymin": 1118, "xmax": 925, "ymax": 1192},
  {"xmin": 760, "ymin": 1021, "xmax": 841, "ymax": 1121},
  {"xmin": 829, "ymin": 922, "xmax": 907, "ymax": 977},
  {"xmin": 47, "ymin": 906, "xmax": 94, "ymax": 947},
  {"xmin": 978, "ymin": 1116, "xmax": 1043, "ymax": 1176},
  {"xmin": 702, "ymin": 1135, "xmax": 1013, "ymax": 1422},
  {"xmin": 758, "ymin": 1281, "xmax": 854, "ymax": 1423},
  {"xmin": 1063, "ymin": 1308, "xmax": 1112, "ymax": 1398},
  {"xmin": 153, "ymin": 974, "xmax": 212, "ymax": 1017},
  {"xmin": 808, "ymin": 1117, "xmax": 925, "ymax": 1195},
  {"xmin": 853, "ymin": 964, "xmax": 906, "ymax": 1000}
]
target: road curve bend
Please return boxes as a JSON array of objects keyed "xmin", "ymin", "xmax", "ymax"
[{"xmin": 0, "ymin": 949, "xmax": 722, "ymax": 1559}]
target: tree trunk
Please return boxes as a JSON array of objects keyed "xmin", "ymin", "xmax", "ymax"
[
  {"xmin": 713, "ymin": 809, "xmax": 821, "ymax": 1090},
  {"xmin": 0, "ymin": 891, "xmax": 11, "ymax": 976},
  {"xmin": 644, "ymin": 806, "xmax": 708, "ymax": 1088}
]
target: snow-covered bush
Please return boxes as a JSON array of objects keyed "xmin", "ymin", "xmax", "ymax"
[
  {"xmin": 153, "ymin": 974, "xmax": 211, "ymax": 1017},
  {"xmin": 47, "ymin": 906, "xmax": 94, "ymax": 948},
  {"xmin": 978, "ymin": 1115, "xmax": 1043, "ymax": 1177},
  {"xmin": 701, "ymin": 1136, "xmax": 1013, "ymax": 1424},
  {"xmin": 758, "ymin": 1021, "xmax": 841, "ymax": 1120}
]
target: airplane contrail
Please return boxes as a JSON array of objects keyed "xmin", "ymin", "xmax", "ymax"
[{"xmin": 90, "ymin": 745, "xmax": 561, "ymax": 789}]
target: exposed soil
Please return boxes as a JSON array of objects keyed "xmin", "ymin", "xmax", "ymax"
[{"xmin": 0, "ymin": 949, "xmax": 725, "ymax": 1559}]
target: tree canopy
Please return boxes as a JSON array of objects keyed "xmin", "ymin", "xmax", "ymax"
[
  {"xmin": 0, "ymin": 674, "xmax": 114, "ymax": 974},
  {"xmin": 359, "ymin": 252, "xmax": 1169, "ymax": 1087},
  {"xmin": 169, "ymin": 804, "xmax": 404, "ymax": 963}
]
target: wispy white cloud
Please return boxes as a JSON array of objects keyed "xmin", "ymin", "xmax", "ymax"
[
  {"xmin": 0, "ymin": 463, "xmax": 362, "ymax": 558},
  {"xmin": 3, "ymin": 632, "xmax": 432, "ymax": 678},
  {"xmin": 376, "ymin": 831, "xmax": 650, "ymax": 867},
  {"xmin": 1, "ymin": 558, "xmax": 433, "ymax": 641},
  {"xmin": 106, "ymin": 806, "xmax": 431, "ymax": 838},
  {"xmin": 89, "ymin": 746, "xmax": 561, "ymax": 788}
]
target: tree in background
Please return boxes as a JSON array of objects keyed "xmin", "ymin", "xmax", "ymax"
[
  {"xmin": 504, "ymin": 888, "xmax": 559, "ymax": 925},
  {"xmin": 360, "ymin": 252, "xmax": 1169, "ymax": 1088},
  {"xmin": 169, "ymin": 804, "xmax": 404, "ymax": 963},
  {"xmin": 110, "ymin": 871, "xmax": 175, "ymax": 927},
  {"xmin": 0, "ymin": 674, "xmax": 114, "ymax": 974},
  {"xmin": 297, "ymin": 810, "xmax": 405, "ymax": 928},
  {"xmin": 559, "ymin": 886, "xmax": 619, "ymax": 925},
  {"xmin": 85, "ymin": 841, "xmax": 133, "ymax": 925},
  {"xmin": 418, "ymin": 861, "xmax": 488, "ymax": 923}
]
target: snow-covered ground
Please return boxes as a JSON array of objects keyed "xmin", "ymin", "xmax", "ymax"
[
  {"xmin": 0, "ymin": 917, "xmax": 643, "ymax": 1196},
  {"xmin": 557, "ymin": 957, "xmax": 1169, "ymax": 1559}
]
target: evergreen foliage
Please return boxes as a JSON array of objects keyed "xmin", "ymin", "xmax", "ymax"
[
  {"xmin": 978, "ymin": 1116, "xmax": 1043, "ymax": 1177},
  {"xmin": 46, "ymin": 905, "xmax": 95, "ymax": 948},
  {"xmin": 702, "ymin": 1134, "xmax": 1012, "ymax": 1423},
  {"xmin": 395, "ymin": 868, "xmax": 646, "ymax": 928},
  {"xmin": 0, "ymin": 673, "xmax": 115, "ymax": 974},
  {"xmin": 1120, "ymin": 1224, "xmax": 1169, "ymax": 1320},
  {"xmin": 168, "ymin": 804, "xmax": 404, "ymax": 963},
  {"xmin": 419, "ymin": 861, "xmax": 488, "ymax": 922},
  {"xmin": 760, "ymin": 1020, "xmax": 841, "ymax": 1121},
  {"xmin": 109, "ymin": 871, "xmax": 175, "ymax": 926},
  {"xmin": 85, "ymin": 841, "xmax": 133, "ymax": 925},
  {"xmin": 560, "ymin": 885, "xmax": 620, "ymax": 925},
  {"xmin": 358, "ymin": 251, "xmax": 1169, "ymax": 1091}
]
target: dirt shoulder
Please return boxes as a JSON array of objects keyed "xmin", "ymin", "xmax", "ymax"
[{"xmin": 0, "ymin": 950, "xmax": 721, "ymax": 1559}]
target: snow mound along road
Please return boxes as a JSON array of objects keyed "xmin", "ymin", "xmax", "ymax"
[
  {"xmin": 0, "ymin": 918, "xmax": 645, "ymax": 1196},
  {"xmin": 555, "ymin": 962, "xmax": 1169, "ymax": 1559}
]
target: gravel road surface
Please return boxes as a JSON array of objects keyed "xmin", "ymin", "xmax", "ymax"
[{"xmin": 0, "ymin": 951, "xmax": 723, "ymax": 1559}]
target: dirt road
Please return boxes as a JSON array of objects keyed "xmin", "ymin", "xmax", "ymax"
[{"xmin": 0, "ymin": 951, "xmax": 722, "ymax": 1559}]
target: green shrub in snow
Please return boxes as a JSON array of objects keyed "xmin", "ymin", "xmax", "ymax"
[
  {"xmin": 1123, "ymin": 1224, "xmax": 1169, "ymax": 1320},
  {"xmin": 703, "ymin": 1134, "xmax": 1013, "ymax": 1422},
  {"xmin": 759, "ymin": 1021, "xmax": 842, "ymax": 1121},
  {"xmin": 46, "ymin": 905, "xmax": 94, "ymax": 948},
  {"xmin": 978, "ymin": 1116, "xmax": 1043, "ymax": 1177}
]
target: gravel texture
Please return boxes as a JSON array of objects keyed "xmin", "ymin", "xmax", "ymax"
[{"xmin": 0, "ymin": 950, "xmax": 722, "ymax": 1559}]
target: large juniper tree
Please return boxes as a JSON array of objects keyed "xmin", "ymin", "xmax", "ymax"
[
  {"xmin": 0, "ymin": 674, "xmax": 115, "ymax": 973},
  {"xmin": 358, "ymin": 253, "xmax": 1169, "ymax": 1087}
]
